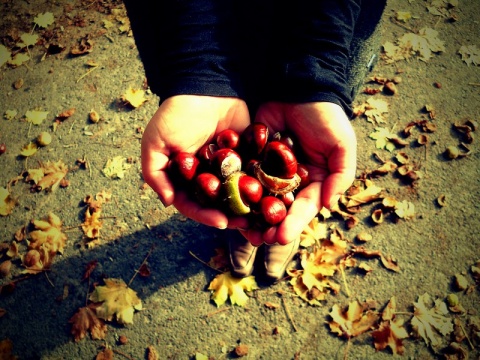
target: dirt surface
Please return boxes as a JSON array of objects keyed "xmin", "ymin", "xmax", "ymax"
[{"xmin": 0, "ymin": 1, "xmax": 479, "ymax": 359}]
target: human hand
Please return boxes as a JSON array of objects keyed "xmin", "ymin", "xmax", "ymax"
[
  {"xmin": 240, "ymin": 101, "xmax": 357, "ymax": 246},
  {"xmin": 141, "ymin": 95, "xmax": 250, "ymax": 229}
]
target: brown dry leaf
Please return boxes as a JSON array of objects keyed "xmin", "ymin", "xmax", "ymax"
[
  {"xmin": 69, "ymin": 305, "xmax": 107, "ymax": 342},
  {"xmin": 207, "ymin": 271, "xmax": 258, "ymax": 307},
  {"xmin": 55, "ymin": 108, "xmax": 75, "ymax": 121},
  {"xmin": 146, "ymin": 345, "xmax": 159, "ymax": 360},
  {"xmin": 82, "ymin": 260, "xmax": 98, "ymax": 280},
  {"xmin": 0, "ymin": 338, "xmax": 17, "ymax": 360},
  {"xmin": 354, "ymin": 98, "xmax": 389, "ymax": 124},
  {"xmin": 351, "ymin": 246, "xmax": 400, "ymax": 272},
  {"xmin": 328, "ymin": 301, "xmax": 380, "ymax": 338},
  {"xmin": 82, "ymin": 206, "xmax": 103, "ymax": 240},
  {"xmin": 369, "ymin": 127, "xmax": 407, "ymax": 152},
  {"xmin": 411, "ymin": 293, "xmax": 453, "ymax": 348},
  {"xmin": 299, "ymin": 216, "xmax": 328, "ymax": 247},
  {"xmin": 207, "ymin": 247, "xmax": 229, "ymax": 271},
  {"xmin": 26, "ymin": 160, "xmax": 69, "ymax": 192},
  {"xmin": 29, "ymin": 212, "xmax": 67, "ymax": 255},
  {"xmin": 372, "ymin": 318, "xmax": 409, "ymax": 355},
  {"xmin": 346, "ymin": 179, "xmax": 383, "ymax": 208},
  {"xmin": 394, "ymin": 200, "xmax": 415, "ymax": 219},
  {"xmin": 458, "ymin": 45, "xmax": 480, "ymax": 66},
  {"xmin": 89, "ymin": 278, "xmax": 142, "ymax": 324},
  {"xmin": 96, "ymin": 347, "xmax": 113, "ymax": 360},
  {"xmin": 70, "ymin": 36, "xmax": 93, "ymax": 56},
  {"xmin": 121, "ymin": 88, "xmax": 147, "ymax": 108},
  {"xmin": 0, "ymin": 187, "xmax": 15, "ymax": 216}
]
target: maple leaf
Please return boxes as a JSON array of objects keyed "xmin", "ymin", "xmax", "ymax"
[
  {"xmin": 0, "ymin": 187, "xmax": 15, "ymax": 216},
  {"xmin": 102, "ymin": 156, "xmax": 132, "ymax": 179},
  {"xmin": 371, "ymin": 297, "xmax": 409, "ymax": 355},
  {"xmin": 17, "ymin": 33, "xmax": 39, "ymax": 48},
  {"xmin": 7, "ymin": 53, "xmax": 30, "ymax": 67},
  {"xmin": 69, "ymin": 305, "xmax": 107, "ymax": 342},
  {"xmin": 0, "ymin": 45, "xmax": 11, "ymax": 67},
  {"xmin": 25, "ymin": 110, "xmax": 49, "ymax": 125},
  {"xmin": 208, "ymin": 271, "xmax": 258, "ymax": 307},
  {"xmin": 354, "ymin": 98, "xmax": 389, "ymax": 124},
  {"xmin": 328, "ymin": 301, "xmax": 380, "ymax": 338},
  {"xmin": 89, "ymin": 278, "xmax": 142, "ymax": 324},
  {"xmin": 299, "ymin": 216, "xmax": 328, "ymax": 247},
  {"xmin": 346, "ymin": 179, "xmax": 383, "ymax": 208},
  {"xmin": 28, "ymin": 212, "xmax": 67, "ymax": 254},
  {"xmin": 4, "ymin": 109, "xmax": 17, "ymax": 121},
  {"xmin": 34, "ymin": 12, "xmax": 54, "ymax": 28},
  {"xmin": 20, "ymin": 142, "xmax": 38, "ymax": 157},
  {"xmin": 121, "ymin": 88, "xmax": 147, "ymax": 108},
  {"xmin": 207, "ymin": 247, "xmax": 229, "ymax": 271},
  {"xmin": 26, "ymin": 160, "xmax": 69, "ymax": 191},
  {"xmin": 458, "ymin": 45, "xmax": 480, "ymax": 66},
  {"xmin": 82, "ymin": 206, "xmax": 102, "ymax": 240},
  {"xmin": 411, "ymin": 293, "xmax": 453, "ymax": 348}
]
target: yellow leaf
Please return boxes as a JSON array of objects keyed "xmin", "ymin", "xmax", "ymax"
[
  {"xmin": 89, "ymin": 278, "xmax": 142, "ymax": 324},
  {"xmin": 20, "ymin": 142, "xmax": 38, "ymax": 157},
  {"xmin": 29, "ymin": 212, "xmax": 67, "ymax": 254},
  {"xmin": 346, "ymin": 179, "xmax": 383, "ymax": 208},
  {"xmin": 25, "ymin": 110, "xmax": 49, "ymax": 125},
  {"xmin": 81, "ymin": 206, "xmax": 103, "ymax": 239},
  {"xmin": 328, "ymin": 301, "xmax": 380, "ymax": 338},
  {"xmin": 300, "ymin": 217, "xmax": 328, "ymax": 247},
  {"xmin": 102, "ymin": 156, "xmax": 132, "ymax": 179},
  {"xmin": 34, "ymin": 12, "xmax": 54, "ymax": 28},
  {"xmin": 0, "ymin": 44, "xmax": 11, "ymax": 67},
  {"xmin": 396, "ymin": 11, "xmax": 412, "ymax": 22},
  {"xmin": 121, "ymin": 88, "xmax": 147, "ymax": 108},
  {"xmin": 8, "ymin": 53, "xmax": 29, "ymax": 67},
  {"xmin": 4, "ymin": 110, "xmax": 17, "ymax": 120},
  {"xmin": 26, "ymin": 160, "xmax": 68, "ymax": 191},
  {"xmin": 17, "ymin": 33, "xmax": 39, "ymax": 48},
  {"xmin": 458, "ymin": 45, "xmax": 480, "ymax": 66},
  {"xmin": 0, "ymin": 187, "xmax": 15, "ymax": 216},
  {"xmin": 208, "ymin": 271, "xmax": 258, "ymax": 307}
]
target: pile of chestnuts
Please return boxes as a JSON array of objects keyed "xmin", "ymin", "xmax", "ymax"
[{"xmin": 167, "ymin": 122, "xmax": 310, "ymax": 237}]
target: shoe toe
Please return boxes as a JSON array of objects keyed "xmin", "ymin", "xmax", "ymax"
[
  {"xmin": 228, "ymin": 231, "xmax": 258, "ymax": 278},
  {"xmin": 264, "ymin": 238, "xmax": 300, "ymax": 281}
]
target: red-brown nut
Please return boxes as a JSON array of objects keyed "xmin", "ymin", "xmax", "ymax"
[
  {"xmin": 296, "ymin": 164, "xmax": 310, "ymax": 190},
  {"xmin": 194, "ymin": 172, "xmax": 222, "ymax": 206},
  {"xmin": 261, "ymin": 141, "xmax": 298, "ymax": 179},
  {"xmin": 216, "ymin": 129, "xmax": 240, "ymax": 149},
  {"xmin": 167, "ymin": 152, "xmax": 200, "ymax": 183},
  {"xmin": 259, "ymin": 196, "xmax": 287, "ymax": 225},
  {"xmin": 210, "ymin": 148, "xmax": 242, "ymax": 179},
  {"xmin": 239, "ymin": 122, "xmax": 269, "ymax": 158}
]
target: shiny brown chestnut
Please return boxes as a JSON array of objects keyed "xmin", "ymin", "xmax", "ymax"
[
  {"xmin": 239, "ymin": 122, "xmax": 269, "ymax": 158},
  {"xmin": 259, "ymin": 196, "xmax": 287, "ymax": 225},
  {"xmin": 296, "ymin": 164, "xmax": 310, "ymax": 190},
  {"xmin": 261, "ymin": 141, "xmax": 298, "ymax": 179},
  {"xmin": 194, "ymin": 172, "xmax": 222, "ymax": 206},
  {"xmin": 216, "ymin": 129, "xmax": 240, "ymax": 149},
  {"xmin": 167, "ymin": 152, "xmax": 200, "ymax": 183}
]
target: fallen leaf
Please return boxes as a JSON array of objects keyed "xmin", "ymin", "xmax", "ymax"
[
  {"xmin": 369, "ymin": 127, "xmax": 405, "ymax": 152},
  {"xmin": 208, "ymin": 271, "xmax": 258, "ymax": 307},
  {"xmin": 4, "ymin": 110, "xmax": 17, "ymax": 120},
  {"xmin": 34, "ymin": 12, "xmax": 54, "ymax": 28},
  {"xmin": 458, "ymin": 45, "xmax": 480, "ymax": 66},
  {"xmin": 411, "ymin": 293, "xmax": 453, "ymax": 348},
  {"xmin": 25, "ymin": 110, "xmax": 49, "ymax": 125},
  {"xmin": 0, "ymin": 45, "xmax": 11, "ymax": 67},
  {"xmin": 28, "ymin": 212, "xmax": 68, "ymax": 255},
  {"xmin": 69, "ymin": 305, "xmax": 107, "ymax": 342},
  {"xmin": 328, "ymin": 301, "xmax": 380, "ymax": 338},
  {"xmin": 0, "ymin": 187, "xmax": 15, "ymax": 216},
  {"xmin": 95, "ymin": 347, "xmax": 113, "ymax": 360},
  {"xmin": 356, "ymin": 98, "xmax": 389, "ymax": 124},
  {"xmin": 82, "ymin": 260, "xmax": 98, "ymax": 280},
  {"xmin": 299, "ymin": 216, "xmax": 328, "ymax": 247},
  {"xmin": 56, "ymin": 108, "xmax": 76, "ymax": 121},
  {"xmin": 7, "ymin": 52, "xmax": 29, "ymax": 67},
  {"xmin": 208, "ymin": 247, "xmax": 229, "ymax": 271},
  {"xmin": 102, "ymin": 156, "xmax": 132, "ymax": 179},
  {"xmin": 351, "ymin": 246, "xmax": 400, "ymax": 272},
  {"xmin": 396, "ymin": 10, "xmax": 412, "ymax": 22},
  {"xmin": 26, "ymin": 160, "xmax": 69, "ymax": 192},
  {"xmin": 121, "ymin": 88, "xmax": 147, "ymax": 108},
  {"xmin": 89, "ymin": 278, "xmax": 142, "ymax": 324},
  {"xmin": 394, "ymin": 200, "xmax": 415, "ymax": 219},
  {"xmin": 82, "ymin": 206, "xmax": 102, "ymax": 240},
  {"xmin": 346, "ymin": 179, "xmax": 383, "ymax": 208},
  {"xmin": 70, "ymin": 36, "xmax": 93, "ymax": 55},
  {"xmin": 20, "ymin": 142, "xmax": 38, "ymax": 157},
  {"xmin": 16, "ymin": 33, "xmax": 38, "ymax": 48},
  {"xmin": 146, "ymin": 345, "xmax": 159, "ymax": 360}
]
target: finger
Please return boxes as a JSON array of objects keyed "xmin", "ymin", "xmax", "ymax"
[
  {"xmin": 173, "ymin": 191, "xmax": 229, "ymax": 229},
  {"xmin": 140, "ymin": 148, "xmax": 175, "ymax": 205},
  {"xmin": 275, "ymin": 183, "xmax": 322, "ymax": 245}
]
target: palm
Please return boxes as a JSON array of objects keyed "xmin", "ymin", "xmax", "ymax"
[
  {"xmin": 241, "ymin": 101, "xmax": 357, "ymax": 245},
  {"xmin": 141, "ymin": 95, "xmax": 250, "ymax": 229}
]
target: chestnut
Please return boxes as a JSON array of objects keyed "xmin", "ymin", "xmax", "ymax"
[
  {"xmin": 259, "ymin": 196, "xmax": 287, "ymax": 225},
  {"xmin": 194, "ymin": 172, "xmax": 221, "ymax": 206},
  {"xmin": 223, "ymin": 172, "xmax": 263, "ymax": 215},
  {"xmin": 167, "ymin": 152, "xmax": 200, "ymax": 183},
  {"xmin": 239, "ymin": 122, "xmax": 269, "ymax": 158},
  {"xmin": 279, "ymin": 192, "xmax": 294, "ymax": 208},
  {"xmin": 261, "ymin": 141, "xmax": 298, "ymax": 179},
  {"xmin": 253, "ymin": 161, "xmax": 300, "ymax": 195},
  {"xmin": 273, "ymin": 131, "xmax": 295, "ymax": 152},
  {"xmin": 296, "ymin": 164, "xmax": 310, "ymax": 190},
  {"xmin": 197, "ymin": 143, "xmax": 218, "ymax": 165},
  {"xmin": 0, "ymin": 143, "xmax": 5, "ymax": 155},
  {"xmin": 216, "ymin": 129, "xmax": 240, "ymax": 149},
  {"xmin": 210, "ymin": 148, "xmax": 242, "ymax": 179}
]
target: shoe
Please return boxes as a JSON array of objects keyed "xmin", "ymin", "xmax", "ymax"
[
  {"xmin": 263, "ymin": 237, "xmax": 300, "ymax": 281},
  {"xmin": 228, "ymin": 230, "xmax": 258, "ymax": 278}
]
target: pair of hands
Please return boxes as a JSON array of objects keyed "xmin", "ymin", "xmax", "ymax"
[{"xmin": 141, "ymin": 95, "xmax": 357, "ymax": 246}]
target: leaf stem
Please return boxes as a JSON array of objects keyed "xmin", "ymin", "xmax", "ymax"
[
  {"xmin": 128, "ymin": 246, "xmax": 154, "ymax": 287},
  {"xmin": 189, "ymin": 250, "xmax": 223, "ymax": 273}
]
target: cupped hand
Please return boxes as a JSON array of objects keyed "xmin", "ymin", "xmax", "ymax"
[
  {"xmin": 141, "ymin": 95, "xmax": 250, "ymax": 229},
  {"xmin": 241, "ymin": 101, "xmax": 357, "ymax": 246}
]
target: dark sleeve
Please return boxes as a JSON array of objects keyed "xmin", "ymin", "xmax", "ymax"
[
  {"xmin": 123, "ymin": 0, "xmax": 243, "ymax": 102},
  {"xmin": 264, "ymin": 0, "xmax": 362, "ymax": 114}
]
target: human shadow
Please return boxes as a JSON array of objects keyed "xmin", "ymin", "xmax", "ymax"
[{"xmin": 0, "ymin": 213, "xmax": 224, "ymax": 360}]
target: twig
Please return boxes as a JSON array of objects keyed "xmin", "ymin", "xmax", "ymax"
[
  {"xmin": 68, "ymin": 118, "xmax": 76, "ymax": 134},
  {"xmin": 128, "ymin": 246, "xmax": 154, "ymax": 287},
  {"xmin": 206, "ymin": 307, "xmax": 232, "ymax": 318},
  {"xmin": 112, "ymin": 349, "xmax": 136, "ymax": 360},
  {"xmin": 468, "ymin": 82, "xmax": 480, "ymax": 86},
  {"xmin": 76, "ymin": 65, "xmax": 98, "ymax": 83},
  {"xmin": 44, "ymin": 271, "xmax": 54, "ymax": 287},
  {"xmin": 340, "ymin": 264, "xmax": 351, "ymax": 297},
  {"xmin": 282, "ymin": 297, "xmax": 298, "ymax": 332},
  {"xmin": 189, "ymin": 250, "xmax": 223, "ymax": 273},
  {"xmin": 458, "ymin": 318, "xmax": 474, "ymax": 350}
]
